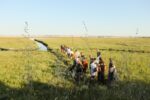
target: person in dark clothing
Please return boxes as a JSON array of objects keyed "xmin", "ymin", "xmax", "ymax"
[
  {"xmin": 97, "ymin": 51, "xmax": 101, "ymax": 58},
  {"xmin": 97, "ymin": 58, "xmax": 106, "ymax": 84},
  {"xmin": 95, "ymin": 51, "xmax": 101, "ymax": 64},
  {"xmin": 75, "ymin": 60, "xmax": 83, "ymax": 82}
]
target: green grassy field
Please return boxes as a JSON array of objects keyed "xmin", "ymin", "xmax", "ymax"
[
  {"xmin": 39, "ymin": 37, "xmax": 150, "ymax": 51},
  {"xmin": 0, "ymin": 37, "xmax": 150, "ymax": 100},
  {"xmin": 0, "ymin": 37, "xmax": 37, "ymax": 49}
]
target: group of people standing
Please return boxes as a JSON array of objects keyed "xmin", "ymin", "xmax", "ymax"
[{"xmin": 60, "ymin": 45, "xmax": 118, "ymax": 84}]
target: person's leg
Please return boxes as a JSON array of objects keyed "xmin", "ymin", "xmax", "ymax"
[
  {"xmin": 98, "ymin": 72, "xmax": 101, "ymax": 83},
  {"xmin": 102, "ymin": 72, "xmax": 105, "ymax": 84}
]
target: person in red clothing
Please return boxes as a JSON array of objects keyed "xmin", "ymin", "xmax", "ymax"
[{"xmin": 81, "ymin": 56, "xmax": 88, "ymax": 73}]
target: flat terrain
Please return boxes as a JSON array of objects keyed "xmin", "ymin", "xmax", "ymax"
[
  {"xmin": 0, "ymin": 37, "xmax": 150, "ymax": 100},
  {"xmin": 0, "ymin": 37, "xmax": 37, "ymax": 49},
  {"xmin": 39, "ymin": 37, "xmax": 150, "ymax": 51}
]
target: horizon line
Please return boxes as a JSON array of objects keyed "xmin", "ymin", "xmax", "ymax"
[{"xmin": 0, "ymin": 35, "xmax": 149, "ymax": 38}]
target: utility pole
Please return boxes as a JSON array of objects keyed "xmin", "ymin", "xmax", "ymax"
[{"xmin": 24, "ymin": 21, "xmax": 33, "ymax": 99}]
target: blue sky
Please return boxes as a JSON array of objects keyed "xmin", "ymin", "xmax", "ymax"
[{"xmin": 0, "ymin": 0, "xmax": 150, "ymax": 36}]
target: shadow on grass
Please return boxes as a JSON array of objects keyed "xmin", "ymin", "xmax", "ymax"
[{"xmin": 0, "ymin": 80, "xmax": 150, "ymax": 100}]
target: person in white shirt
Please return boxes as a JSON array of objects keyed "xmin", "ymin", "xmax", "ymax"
[
  {"xmin": 108, "ymin": 58, "xmax": 117, "ymax": 83},
  {"xmin": 90, "ymin": 59, "xmax": 97, "ymax": 80},
  {"xmin": 67, "ymin": 48, "xmax": 71, "ymax": 57},
  {"xmin": 74, "ymin": 49, "xmax": 81, "ymax": 59}
]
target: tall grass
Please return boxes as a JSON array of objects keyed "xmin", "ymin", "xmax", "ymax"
[
  {"xmin": 0, "ymin": 37, "xmax": 150, "ymax": 100},
  {"xmin": 39, "ymin": 37, "xmax": 150, "ymax": 100}
]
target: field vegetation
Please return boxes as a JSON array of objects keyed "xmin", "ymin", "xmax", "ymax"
[
  {"xmin": 0, "ymin": 37, "xmax": 37, "ymax": 49},
  {"xmin": 0, "ymin": 37, "xmax": 150, "ymax": 100},
  {"xmin": 39, "ymin": 37, "xmax": 150, "ymax": 52}
]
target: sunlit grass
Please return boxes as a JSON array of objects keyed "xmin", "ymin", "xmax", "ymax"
[
  {"xmin": 39, "ymin": 37, "xmax": 150, "ymax": 51},
  {"xmin": 39, "ymin": 37, "xmax": 150, "ymax": 84},
  {"xmin": 40, "ymin": 37, "xmax": 150, "ymax": 100},
  {"xmin": 0, "ymin": 37, "xmax": 37, "ymax": 49},
  {"xmin": 0, "ymin": 37, "xmax": 150, "ymax": 100}
]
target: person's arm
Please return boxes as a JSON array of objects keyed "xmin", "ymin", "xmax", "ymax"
[{"xmin": 113, "ymin": 65, "xmax": 116, "ymax": 73}]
